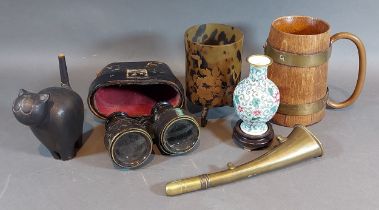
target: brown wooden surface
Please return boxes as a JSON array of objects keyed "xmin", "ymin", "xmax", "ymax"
[
  {"xmin": 267, "ymin": 16, "xmax": 330, "ymax": 127},
  {"xmin": 232, "ymin": 120, "xmax": 274, "ymax": 150}
]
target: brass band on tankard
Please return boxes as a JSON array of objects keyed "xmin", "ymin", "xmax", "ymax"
[
  {"xmin": 277, "ymin": 91, "xmax": 328, "ymax": 116},
  {"xmin": 264, "ymin": 42, "xmax": 332, "ymax": 67}
]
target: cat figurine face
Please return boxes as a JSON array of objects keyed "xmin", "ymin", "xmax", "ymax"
[{"xmin": 12, "ymin": 89, "xmax": 49, "ymax": 126}]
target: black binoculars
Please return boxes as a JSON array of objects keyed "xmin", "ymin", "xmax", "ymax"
[
  {"xmin": 104, "ymin": 102, "xmax": 200, "ymax": 168},
  {"xmin": 87, "ymin": 61, "xmax": 200, "ymax": 169}
]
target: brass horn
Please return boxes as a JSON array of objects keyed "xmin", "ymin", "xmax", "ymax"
[{"xmin": 166, "ymin": 125, "xmax": 324, "ymax": 196}]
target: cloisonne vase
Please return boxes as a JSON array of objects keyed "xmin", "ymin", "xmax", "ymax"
[{"xmin": 232, "ymin": 55, "xmax": 280, "ymax": 150}]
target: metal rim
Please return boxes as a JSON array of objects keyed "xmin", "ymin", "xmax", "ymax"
[
  {"xmin": 110, "ymin": 128, "xmax": 153, "ymax": 168},
  {"xmin": 160, "ymin": 116, "xmax": 200, "ymax": 155}
]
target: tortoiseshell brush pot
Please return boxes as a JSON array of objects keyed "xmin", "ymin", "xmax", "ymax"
[{"xmin": 185, "ymin": 23, "xmax": 244, "ymax": 127}]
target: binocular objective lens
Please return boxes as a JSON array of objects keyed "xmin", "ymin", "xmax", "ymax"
[
  {"xmin": 163, "ymin": 118, "xmax": 199, "ymax": 153},
  {"xmin": 112, "ymin": 131, "xmax": 152, "ymax": 168}
]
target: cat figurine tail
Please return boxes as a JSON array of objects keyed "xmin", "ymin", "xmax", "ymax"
[{"xmin": 12, "ymin": 54, "xmax": 84, "ymax": 161}]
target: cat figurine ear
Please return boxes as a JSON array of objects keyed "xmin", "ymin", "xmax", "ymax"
[
  {"xmin": 39, "ymin": 93, "xmax": 49, "ymax": 102},
  {"xmin": 18, "ymin": 89, "xmax": 28, "ymax": 96}
]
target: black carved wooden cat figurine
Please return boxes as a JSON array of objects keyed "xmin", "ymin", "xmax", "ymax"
[{"xmin": 12, "ymin": 54, "xmax": 84, "ymax": 160}]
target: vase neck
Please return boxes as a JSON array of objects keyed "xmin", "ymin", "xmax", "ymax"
[{"xmin": 249, "ymin": 64, "xmax": 268, "ymax": 81}]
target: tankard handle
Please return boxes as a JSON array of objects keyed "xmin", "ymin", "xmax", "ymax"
[{"xmin": 327, "ymin": 32, "xmax": 367, "ymax": 109}]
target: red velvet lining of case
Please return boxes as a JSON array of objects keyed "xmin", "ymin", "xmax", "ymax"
[{"xmin": 93, "ymin": 85, "xmax": 181, "ymax": 117}]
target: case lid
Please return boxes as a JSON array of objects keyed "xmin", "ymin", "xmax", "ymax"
[{"xmin": 87, "ymin": 61, "xmax": 184, "ymax": 119}]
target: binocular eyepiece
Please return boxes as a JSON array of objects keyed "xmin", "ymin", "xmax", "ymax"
[
  {"xmin": 152, "ymin": 102, "xmax": 200, "ymax": 155},
  {"xmin": 105, "ymin": 112, "xmax": 153, "ymax": 168},
  {"xmin": 105, "ymin": 102, "xmax": 200, "ymax": 169}
]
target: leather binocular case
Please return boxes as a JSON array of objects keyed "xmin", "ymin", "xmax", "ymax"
[{"xmin": 88, "ymin": 61, "xmax": 200, "ymax": 168}]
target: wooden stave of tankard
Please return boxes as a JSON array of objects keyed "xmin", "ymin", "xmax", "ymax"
[{"xmin": 265, "ymin": 16, "xmax": 366, "ymax": 127}]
